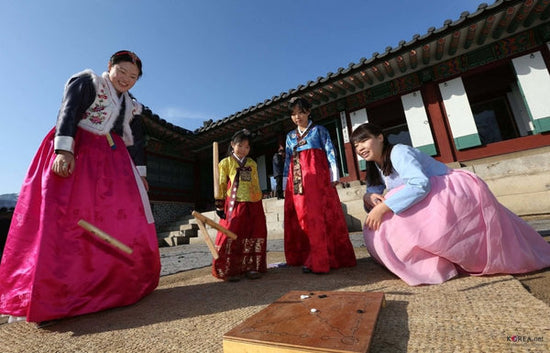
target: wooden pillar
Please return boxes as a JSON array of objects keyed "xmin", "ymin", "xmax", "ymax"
[
  {"xmin": 340, "ymin": 110, "xmax": 362, "ymax": 182},
  {"xmin": 421, "ymin": 83, "xmax": 455, "ymax": 163}
]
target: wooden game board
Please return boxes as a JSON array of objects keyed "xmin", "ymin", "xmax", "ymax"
[{"xmin": 223, "ymin": 290, "xmax": 385, "ymax": 353}]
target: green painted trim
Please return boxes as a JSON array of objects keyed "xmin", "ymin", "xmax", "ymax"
[
  {"xmin": 533, "ymin": 116, "xmax": 550, "ymax": 133},
  {"xmin": 358, "ymin": 159, "xmax": 367, "ymax": 171},
  {"xmin": 454, "ymin": 133, "xmax": 481, "ymax": 150},
  {"xmin": 416, "ymin": 144, "xmax": 437, "ymax": 156}
]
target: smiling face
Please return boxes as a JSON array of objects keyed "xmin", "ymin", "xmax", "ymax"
[
  {"xmin": 231, "ymin": 139, "xmax": 251, "ymax": 159},
  {"xmin": 108, "ymin": 61, "xmax": 140, "ymax": 95},
  {"xmin": 291, "ymin": 106, "xmax": 310, "ymax": 129},
  {"xmin": 353, "ymin": 133, "xmax": 385, "ymax": 165}
]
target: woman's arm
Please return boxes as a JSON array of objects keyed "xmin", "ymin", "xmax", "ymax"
[
  {"xmin": 52, "ymin": 74, "xmax": 95, "ymax": 177},
  {"xmin": 383, "ymin": 145, "xmax": 431, "ymax": 214}
]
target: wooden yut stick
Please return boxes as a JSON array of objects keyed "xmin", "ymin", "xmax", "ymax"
[
  {"xmin": 78, "ymin": 219, "xmax": 133, "ymax": 255},
  {"xmin": 195, "ymin": 218, "xmax": 219, "ymax": 259},
  {"xmin": 213, "ymin": 142, "xmax": 220, "ymax": 199},
  {"xmin": 192, "ymin": 211, "xmax": 237, "ymax": 240}
]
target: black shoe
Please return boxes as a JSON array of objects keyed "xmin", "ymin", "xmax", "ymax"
[
  {"xmin": 302, "ymin": 266, "xmax": 328, "ymax": 275},
  {"xmin": 246, "ymin": 271, "xmax": 261, "ymax": 280},
  {"xmin": 37, "ymin": 320, "xmax": 57, "ymax": 328}
]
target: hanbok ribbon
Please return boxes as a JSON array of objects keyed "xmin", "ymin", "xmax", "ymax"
[
  {"xmin": 227, "ymin": 156, "xmax": 251, "ymax": 220},
  {"xmin": 292, "ymin": 126, "xmax": 312, "ymax": 195}
]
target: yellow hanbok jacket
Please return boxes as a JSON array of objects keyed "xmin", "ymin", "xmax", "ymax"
[{"xmin": 216, "ymin": 156, "xmax": 262, "ymax": 203}]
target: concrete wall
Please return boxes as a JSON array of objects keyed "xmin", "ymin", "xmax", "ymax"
[{"xmin": 460, "ymin": 145, "xmax": 550, "ymax": 217}]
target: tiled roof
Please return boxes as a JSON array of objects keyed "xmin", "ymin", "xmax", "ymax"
[{"xmin": 143, "ymin": 0, "xmax": 550, "ymax": 148}]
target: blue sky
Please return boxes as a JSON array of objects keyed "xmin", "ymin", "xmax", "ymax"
[{"xmin": 0, "ymin": 0, "xmax": 485, "ymax": 195}]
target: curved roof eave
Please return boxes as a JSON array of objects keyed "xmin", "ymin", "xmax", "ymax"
[{"xmin": 188, "ymin": 0, "xmax": 531, "ymax": 135}]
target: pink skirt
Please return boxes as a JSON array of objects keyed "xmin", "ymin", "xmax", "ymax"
[
  {"xmin": 0, "ymin": 128, "xmax": 160, "ymax": 322},
  {"xmin": 364, "ymin": 169, "xmax": 550, "ymax": 286}
]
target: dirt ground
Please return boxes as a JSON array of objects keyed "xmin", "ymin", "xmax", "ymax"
[{"xmin": 514, "ymin": 235, "xmax": 550, "ymax": 306}]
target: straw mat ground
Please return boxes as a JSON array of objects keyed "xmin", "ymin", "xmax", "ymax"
[{"xmin": 1, "ymin": 238, "xmax": 550, "ymax": 353}]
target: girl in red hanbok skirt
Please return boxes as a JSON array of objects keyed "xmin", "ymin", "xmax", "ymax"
[
  {"xmin": 213, "ymin": 129, "xmax": 267, "ymax": 281},
  {"xmin": 0, "ymin": 51, "xmax": 160, "ymax": 324},
  {"xmin": 283, "ymin": 97, "xmax": 356, "ymax": 274},
  {"xmin": 351, "ymin": 123, "xmax": 550, "ymax": 286}
]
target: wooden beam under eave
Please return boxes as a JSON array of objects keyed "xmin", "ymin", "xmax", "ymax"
[
  {"xmin": 396, "ymin": 56, "xmax": 407, "ymax": 73},
  {"xmin": 371, "ymin": 66, "xmax": 384, "ymax": 82},
  {"xmin": 493, "ymin": 7, "xmax": 516, "ymax": 39},
  {"xmin": 409, "ymin": 50, "xmax": 418, "ymax": 69},
  {"xmin": 319, "ymin": 88, "xmax": 337, "ymax": 99},
  {"xmin": 448, "ymin": 31, "xmax": 461, "ymax": 56},
  {"xmin": 524, "ymin": 0, "xmax": 550, "ymax": 27},
  {"xmin": 348, "ymin": 75, "xmax": 365, "ymax": 89},
  {"xmin": 508, "ymin": 0, "xmax": 535, "ymax": 33},
  {"xmin": 327, "ymin": 84, "xmax": 346, "ymax": 96},
  {"xmin": 242, "ymin": 116, "xmax": 264, "ymax": 127},
  {"xmin": 306, "ymin": 92, "xmax": 321, "ymax": 105},
  {"xmin": 359, "ymin": 70, "xmax": 374, "ymax": 84},
  {"xmin": 251, "ymin": 110, "xmax": 268, "ymax": 122},
  {"xmin": 477, "ymin": 15, "xmax": 495, "ymax": 46},
  {"xmin": 422, "ymin": 44, "xmax": 431, "ymax": 65},
  {"xmin": 383, "ymin": 61, "xmax": 395, "ymax": 77},
  {"xmin": 435, "ymin": 38, "xmax": 446, "ymax": 60},
  {"xmin": 464, "ymin": 24, "xmax": 477, "ymax": 49},
  {"xmin": 314, "ymin": 89, "xmax": 331, "ymax": 101},
  {"xmin": 337, "ymin": 79, "xmax": 356, "ymax": 92},
  {"xmin": 267, "ymin": 105, "xmax": 288, "ymax": 117}
]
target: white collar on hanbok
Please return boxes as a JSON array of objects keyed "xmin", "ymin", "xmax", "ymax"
[
  {"xmin": 232, "ymin": 152, "xmax": 246, "ymax": 164},
  {"xmin": 297, "ymin": 120, "xmax": 312, "ymax": 136}
]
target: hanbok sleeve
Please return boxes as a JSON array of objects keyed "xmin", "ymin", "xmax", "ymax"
[
  {"xmin": 127, "ymin": 114, "xmax": 147, "ymax": 176},
  {"xmin": 215, "ymin": 158, "xmax": 230, "ymax": 209},
  {"xmin": 283, "ymin": 133, "xmax": 292, "ymax": 178},
  {"xmin": 364, "ymin": 182, "xmax": 386, "ymax": 212},
  {"xmin": 384, "ymin": 145, "xmax": 431, "ymax": 214},
  {"xmin": 320, "ymin": 127, "xmax": 339, "ymax": 182},
  {"xmin": 54, "ymin": 74, "xmax": 95, "ymax": 153}
]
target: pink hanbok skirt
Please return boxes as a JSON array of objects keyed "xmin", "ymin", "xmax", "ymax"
[
  {"xmin": 0, "ymin": 128, "xmax": 160, "ymax": 322},
  {"xmin": 364, "ymin": 169, "xmax": 550, "ymax": 286}
]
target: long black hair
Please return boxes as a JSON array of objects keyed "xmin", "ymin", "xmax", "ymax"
[{"xmin": 350, "ymin": 123, "xmax": 394, "ymax": 186}]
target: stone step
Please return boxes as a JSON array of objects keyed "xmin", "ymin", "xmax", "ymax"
[
  {"xmin": 160, "ymin": 183, "xmax": 368, "ymax": 247},
  {"xmin": 158, "ymin": 230, "xmax": 190, "ymax": 247}
]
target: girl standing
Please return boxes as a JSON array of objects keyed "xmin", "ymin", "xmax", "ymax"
[
  {"xmin": 0, "ymin": 51, "xmax": 160, "ymax": 324},
  {"xmin": 283, "ymin": 97, "xmax": 356, "ymax": 274},
  {"xmin": 213, "ymin": 129, "xmax": 267, "ymax": 281},
  {"xmin": 351, "ymin": 122, "xmax": 550, "ymax": 286}
]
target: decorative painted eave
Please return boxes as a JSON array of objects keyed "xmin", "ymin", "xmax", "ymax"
[{"xmin": 145, "ymin": 0, "xmax": 550, "ymax": 150}]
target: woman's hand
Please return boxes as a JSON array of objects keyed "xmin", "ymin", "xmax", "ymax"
[
  {"xmin": 365, "ymin": 202, "xmax": 392, "ymax": 231},
  {"xmin": 141, "ymin": 176, "xmax": 149, "ymax": 192},
  {"xmin": 52, "ymin": 151, "xmax": 74, "ymax": 177},
  {"xmin": 363, "ymin": 192, "xmax": 385, "ymax": 209}
]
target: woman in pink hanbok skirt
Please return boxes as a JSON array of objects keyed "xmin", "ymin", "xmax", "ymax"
[
  {"xmin": 351, "ymin": 123, "xmax": 550, "ymax": 286},
  {"xmin": 0, "ymin": 51, "xmax": 160, "ymax": 323}
]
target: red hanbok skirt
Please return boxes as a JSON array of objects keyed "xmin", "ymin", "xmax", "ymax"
[
  {"xmin": 284, "ymin": 148, "xmax": 356, "ymax": 273},
  {"xmin": 213, "ymin": 200, "xmax": 267, "ymax": 280},
  {"xmin": 0, "ymin": 128, "xmax": 160, "ymax": 322}
]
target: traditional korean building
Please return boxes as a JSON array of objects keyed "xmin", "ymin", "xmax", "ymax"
[{"xmin": 142, "ymin": 0, "xmax": 550, "ymax": 228}]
